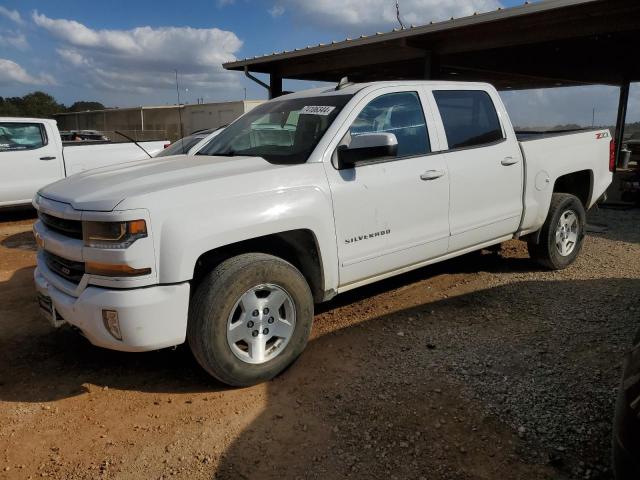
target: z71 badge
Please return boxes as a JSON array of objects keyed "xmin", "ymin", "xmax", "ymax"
[{"xmin": 596, "ymin": 132, "xmax": 610, "ymax": 140}]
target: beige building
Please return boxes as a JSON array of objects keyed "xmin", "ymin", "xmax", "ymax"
[{"xmin": 54, "ymin": 100, "xmax": 263, "ymax": 142}]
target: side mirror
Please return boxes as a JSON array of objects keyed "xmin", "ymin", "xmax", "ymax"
[{"xmin": 337, "ymin": 132, "xmax": 398, "ymax": 169}]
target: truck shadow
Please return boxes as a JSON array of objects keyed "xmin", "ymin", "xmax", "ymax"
[
  {"xmin": 0, "ymin": 265, "xmax": 637, "ymax": 478},
  {"xmin": 588, "ymin": 205, "xmax": 640, "ymax": 245},
  {"xmin": 0, "ymin": 247, "xmax": 542, "ymax": 404},
  {"xmin": 316, "ymin": 245, "xmax": 537, "ymax": 314},
  {"xmin": 211, "ymin": 277, "xmax": 639, "ymax": 480},
  {"xmin": 1, "ymin": 230, "xmax": 37, "ymax": 251},
  {"xmin": 0, "ymin": 266, "xmax": 225, "ymax": 400}
]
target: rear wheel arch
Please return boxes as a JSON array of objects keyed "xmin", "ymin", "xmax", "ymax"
[
  {"xmin": 527, "ymin": 169, "xmax": 593, "ymax": 246},
  {"xmin": 552, "ymin": 169, "xmax": 594, "ymax": 209}
]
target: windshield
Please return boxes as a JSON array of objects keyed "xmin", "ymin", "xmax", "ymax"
[
  {"xmin": 155, "ymin": 133, "xmax": 205, "ymax": 157},
  {"xmin": 197, "ymin": 94, "xmax": 352, "ymax": 164}
]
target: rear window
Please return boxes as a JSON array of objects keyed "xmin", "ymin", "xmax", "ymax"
[
  {"xmin": 433, "ymin": 91, "xmax": 503, "ymax": 150},
  {"xmin": 0, "ymin": 122, "xmax": 47, "ymax": 152}
]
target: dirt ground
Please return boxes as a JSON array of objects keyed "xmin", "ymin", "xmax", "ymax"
[{"xmin": 0, "ymin": 206, "xmax": 638, "ymax": 480}]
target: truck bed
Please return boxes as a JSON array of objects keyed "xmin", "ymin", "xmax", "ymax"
[
  {"xmin": 516, "ymin": 128, "xmax": 600, "ymax": 142},
  {"xmin": 62, "ymin": 140, "xmax": 168, "ymax": 176},
  {"xmin": 517, "ymin": 128, "xmax": 612, "ymax": 236}
]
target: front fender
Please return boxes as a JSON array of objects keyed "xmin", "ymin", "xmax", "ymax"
[{"xmin": 155, "ymin": 186, "xmax": 338, "ymax": 293}]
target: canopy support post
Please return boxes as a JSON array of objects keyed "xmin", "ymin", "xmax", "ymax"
[
  {"xmin": 269, "ymin": 74, "xmax": 283, "ymax": 99},
  {"xmin": 614, "ymin": 79, "xmax": 630, "ymax": 171}
]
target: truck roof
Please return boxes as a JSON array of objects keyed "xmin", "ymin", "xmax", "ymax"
[
  {"xmin": 0, "ymin": 117, "xmax": 58, "ymax": 124},
  {"xmin": 278, "ymin": 80, "xmax": 495, "ymax": 100}
]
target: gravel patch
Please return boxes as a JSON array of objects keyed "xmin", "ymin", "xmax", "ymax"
[
  {"xmin": 378, "ymin": 206, "xmax": 640, "ymax": 479},
  {"xmin": 1, "ymin": 207, "xmax": 637, "ymax": 479}
]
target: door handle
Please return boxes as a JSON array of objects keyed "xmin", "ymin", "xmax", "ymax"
[
  {"xmin": 39, "ymin": 156, "xmax": 56, "ymax": 161},
  {"xmin": 420, "ymin": 170, "xmax": 445, "ymax": 181},
  {"xmin": 501, "ymin": 156, "xmax": 519, "ymax": 166}
]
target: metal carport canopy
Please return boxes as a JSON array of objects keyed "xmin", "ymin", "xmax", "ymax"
[{"xmin": 223, "ymin": 0, "xmax": 640, "ymax": 91}]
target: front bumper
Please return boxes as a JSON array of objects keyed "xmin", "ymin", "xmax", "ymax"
[{"xmin": 34, "ymin": 267, "xmax": 190, "ymax": 352}]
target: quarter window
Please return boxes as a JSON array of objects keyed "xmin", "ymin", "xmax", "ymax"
[
  {"xmin": 0, "ymin": 123, "xmax": 47, "ymax": 152},
  {"xmin": 349, "ymin": 92, "xmax": 430, "ymax": 158},
  {"xmin": 433, "ymin": 90, "xmax": 503, "ymax": 150}
]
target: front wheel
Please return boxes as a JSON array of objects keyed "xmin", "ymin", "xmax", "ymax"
[
  {"xmin": 187, "ymin": 253, "xmax": 314, "ymax": 387},
  {"xmin": 527, "ymin": 193, "xmax": 586, "ymax": 270}
]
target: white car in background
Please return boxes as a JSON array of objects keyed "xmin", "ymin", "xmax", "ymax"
[
  {"xmin": 0, "ymin": 118, "xmax": 168, "ymax": 209},
  {"xmin": 155, "ymin": 126, "xmax": 225, "ymax": 158}
]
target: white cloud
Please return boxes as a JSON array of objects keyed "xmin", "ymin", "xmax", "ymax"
[
  {"xmin": 217, "ymin": 0, "xmax": 235, "ymax": 6},
  {"xmin": 269, "ymin": 5, "xmax": 285, "ymax": 17},
  {"xmin": 56, "ymin": 48, "xmax": 88, "ymax": 67},
  {"xmin": 32, "ymin": 11, "xmax": 243, "ymax": 95},
  {"xmin": 0, "ymin": 6, "xmax": 23, "ymax": 25},
  {"xmin": 278, "ymin": 0, "xmax": 502, "ymax": 31},
  {"xmin": 0, "ymin": 29, "xmax": 28, "ymax": 50},
  {"xmin": 0, "ymin": 58, "xmax": 55, "ymax": 86}
]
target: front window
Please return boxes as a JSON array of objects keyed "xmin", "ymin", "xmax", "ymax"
[
  {"xmin": 349, "ymin": 91, "xmax": 430, "ymax": 157},
  {"xmin": 197, "ymin": 95, "xmax": 352, "ymax": 164},
  {"xmin": 0, "ymin": 122, "xmax": 47, "ymax": 152}
]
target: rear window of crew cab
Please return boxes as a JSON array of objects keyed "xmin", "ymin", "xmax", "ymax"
[
  {"xmin": 0, "ymin": 123, "xmax": 47, "ymax": 152},
  {"xmin": 433, "ymin": 90, "xmax": 504, "ymax": 150}
]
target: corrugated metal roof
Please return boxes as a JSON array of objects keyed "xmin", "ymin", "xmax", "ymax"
[{"xmin": 224, "ymin": 0, "xmax": 599, "ymax": 70}]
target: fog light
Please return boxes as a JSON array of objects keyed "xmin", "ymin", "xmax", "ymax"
[{"xmin": 102, "ymin": 310, "xmax": 122, "ymax": 341}]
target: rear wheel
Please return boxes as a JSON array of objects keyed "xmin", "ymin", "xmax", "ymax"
[
  {"xmin": 188, "ymin": 253, "xmax": 314, "ymax": 387},
  {"xmin": 528, "ymin": 193, "xmax": 586, "ymax": 270}
]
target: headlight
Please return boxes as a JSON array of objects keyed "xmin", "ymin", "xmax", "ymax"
[{"xmin": 83, "ymin": 220, "xmax": 147, "ymax": 249}]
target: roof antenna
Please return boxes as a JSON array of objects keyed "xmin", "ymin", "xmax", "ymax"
[
  {"xmin": 395, "ymin": 0, "xmax": 405, "ymax": 30},
  {"xmin": 175, "ymin": 69, "xmax": 185, "ymax": 152},
  {"xmin": 335, "ymin": 76, "xmax": 352, "ymax": 90}
]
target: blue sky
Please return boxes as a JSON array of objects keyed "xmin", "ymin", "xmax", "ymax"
[{"xmin": 0, "ymin": 0, "xmax": 637, "ymax": 127}]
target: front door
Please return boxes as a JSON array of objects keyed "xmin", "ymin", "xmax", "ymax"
[
  {"xmin": 0, "ymin": 121, "xmax": 61, "ymax": 207},
  {"xmin": 324, "ymin": 88, "xmax": 450, "ymax": 287}
]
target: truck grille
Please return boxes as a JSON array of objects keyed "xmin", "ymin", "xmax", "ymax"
[
  {"xmin": 39, "ymin": 212, "xmax": 83, "ymax": 240},
  {"xmin": 44, "ymin": 251, "xmax": 85, "ymax": 284}
]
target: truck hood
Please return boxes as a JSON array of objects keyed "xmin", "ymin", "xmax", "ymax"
[{"xmin": 38, "ymin": 154, "xmax": 287, "ymax": 211}]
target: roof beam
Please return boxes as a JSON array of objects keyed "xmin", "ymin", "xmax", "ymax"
[{"xmin": 273, "ymin": 43, "xmax": 426, "ymax": 78}]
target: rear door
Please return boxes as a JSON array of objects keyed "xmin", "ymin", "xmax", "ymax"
[
  {"xmin": 428, "ymin": 88, "xmax": 523, "ymax": 252},
  {"xmin": 324, "ymin": 87, "xmax": 450, "ymax": 287},
  {"xmin": 0, "ymin": 121, "xmax": 62, "ymax": 207}
]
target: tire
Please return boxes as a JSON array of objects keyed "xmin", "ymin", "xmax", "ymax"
[
  {"xmin": 187, "ymin": 253, "xmax": 313, "ymax": 387},
  {"xmin": 527, "ymin": 193, "xmax": 586, "ymax": 270},
  {"xmin": 612, "ymin": 328, "xmax": 640, "ymax": 480}
]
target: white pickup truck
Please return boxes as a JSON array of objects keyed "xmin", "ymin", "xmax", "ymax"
[
  {"xmin": 32, "ymin": 81, "xmax": 613, "ymax": 386},
  {"xmin": 0, "ymin": 118, "xmax": 168, "ymax": 208}
]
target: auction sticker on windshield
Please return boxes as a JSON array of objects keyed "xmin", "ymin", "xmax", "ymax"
[{"xmin": 301, "ymin": 106, "xmax": 336, "ymax": 115}]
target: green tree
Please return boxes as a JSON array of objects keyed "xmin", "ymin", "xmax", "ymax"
[
  {"xmin": 0, "ymin": 97, "xmax": 22, "ymax": 116},
  {"xmin": 69, "ymin": 101, "xmax": 105, "ymax": 112},
  {"xmin": 19, "ymin": 91, "xmax": 67, "ymax": 117}
]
